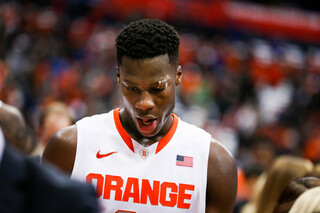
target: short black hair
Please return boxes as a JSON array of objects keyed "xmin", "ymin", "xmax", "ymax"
[{"xmin": 116, "ymin": 19, "xmax": 180, "ymax": 66}]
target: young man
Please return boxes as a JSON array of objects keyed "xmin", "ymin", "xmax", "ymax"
[{"xmin": 43, "ymin": 19, "xmax": 238, "ymax": 213}]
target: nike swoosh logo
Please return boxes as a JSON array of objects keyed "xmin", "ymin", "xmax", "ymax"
[{"xmin": 96, "ymin": 150, "xmax": 117, "ymax": 159}]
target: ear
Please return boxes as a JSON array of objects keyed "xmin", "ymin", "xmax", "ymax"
[
  {"xmin": 175, "ymin": 65, "xmax": 182, "ymax": 86},
  {"xmin": 116, "ymin": 66, "xmax": 120, "ymax": 84}
]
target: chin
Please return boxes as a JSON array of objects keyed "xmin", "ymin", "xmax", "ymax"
[{"xmin": 137, "ymin": 126, "xmax": 159, "ymax": 138}]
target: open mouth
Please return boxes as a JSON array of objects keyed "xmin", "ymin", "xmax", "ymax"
[{"xmin": 137, "ymin": 117, "xmax": 157, "ymax": 134}]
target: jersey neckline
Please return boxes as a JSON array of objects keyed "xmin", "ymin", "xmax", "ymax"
[{"xmin": 113, "ymin": 108, "xmax": 178, "ymax": 154}]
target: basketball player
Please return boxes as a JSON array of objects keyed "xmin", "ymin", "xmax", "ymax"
[{"xmin": 43, "ymin": 19, "xmax": 238, "ymax": 213}]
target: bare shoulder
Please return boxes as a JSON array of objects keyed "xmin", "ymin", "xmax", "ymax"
[
  {"xmin": 206, "ymin": 139, "xmax": 238, "ymax": 213},
  {"xmin": 42, "ymin": 124, "xmax": 77, "ymax": 175}
]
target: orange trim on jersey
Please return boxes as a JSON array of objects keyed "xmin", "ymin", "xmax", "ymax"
[
  {"xmin": 113, "ymin": 109, "xmax": 179, "ymax": 154},
  {"xmin": 156, "ymin": 114, "xmax": 178, "ymax": 154},
  {"xmin": 113, "ymin": 109, "xmax": 134, "ymax": 152}
]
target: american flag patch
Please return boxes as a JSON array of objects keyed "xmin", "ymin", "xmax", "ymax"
[{"xmin": 176, "ymin": 155, "xmax": 193, "ymax": 167}]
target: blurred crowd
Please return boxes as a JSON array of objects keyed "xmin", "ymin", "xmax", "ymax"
[{"xmin": 1, "ymin": 0, "xmax": 320, "ymax": 210}]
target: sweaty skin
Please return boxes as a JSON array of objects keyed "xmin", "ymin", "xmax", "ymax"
[
  {"xmin": 117, "ymin": 55, "xmax": 180, "ymax": 146},
  {"xmin": 42, "ymin": 54, "xmax": 237, "ymax": 213}
]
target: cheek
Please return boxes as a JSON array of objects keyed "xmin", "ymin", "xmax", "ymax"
[
  {"xmin": 121, "ymin": 91, "xmax": 135, "ymax": 108},
  {"xmin": 159, "ymin": 89, "xmax": 176, "ymax": 111},
  {"xmin": 121, "ymin": 94, "xmax": 136, "ymax": 120},
  {"xmin": 120, "ymin": 89, "xmax": 140, "ymax": 116}
]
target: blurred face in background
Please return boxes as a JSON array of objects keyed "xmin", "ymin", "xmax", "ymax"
[
  {"xmin": 38, "ymin": 102, "xmax": 73, "ymax": 147},
  {"xmin": 38, "ymin": 112, "xmax": 72, "ymax": 147}
]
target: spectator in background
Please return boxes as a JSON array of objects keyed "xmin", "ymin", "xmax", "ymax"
[
  {"xmin": 32, "ymin": 101, "xmax": 73, "ymax": 157},
  {"xmin": 273, "ymin": 176, "xmax": 320, "ymax": 213},
  {"xmin": 240, "ymin": 169, "xmax": 268, "ymax": 213},
  {"xmin": 250, "ymin": 137, "xmax": 277, "ymax": 172},
  {"xmin": 238, "ymin": 136, "xmax": 277, "ymax": 213},
  {"xmin": 252, "ymin": 156, "xmax": 314, "ymax": 213},
  {"xmin": 305, "ymin": 164, "xmax": 320, "ymax": 178},
  {"xmin": 288, "ymin": 186, "xmax": 320, "ymax": 213},
  {"xmin": 235, "ymin": 163, "xmax": 264, "ymax": 213},
  {"xmin": 0, "ymin": 14, "xmax": 37, "ymax": 154},
  {"xmin": 0, "ymin": 14, "xmax": 100, "ymax": 213}
]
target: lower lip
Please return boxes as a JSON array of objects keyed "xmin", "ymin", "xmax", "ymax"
[{"xmin": 137, "ymin": 118, "xmax": 157, "ymax": 134}]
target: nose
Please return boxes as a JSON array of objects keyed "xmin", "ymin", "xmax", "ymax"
[{"xmin": 135, "ymin": 91, "xmax": 155, "ymax": 111}]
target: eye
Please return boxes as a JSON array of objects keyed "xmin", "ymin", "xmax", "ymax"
[
  {"xmin": 126, "ymin": 86, "xmax": 138, "ymax": 92},
  {"xmin": 151, "ymin": 87, "xmax": 165, "ymax": 92}
]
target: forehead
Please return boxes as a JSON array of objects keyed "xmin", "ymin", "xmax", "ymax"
[{"xmin": 119, "ymin": 54, "xmax": 175, "ymax": 81}]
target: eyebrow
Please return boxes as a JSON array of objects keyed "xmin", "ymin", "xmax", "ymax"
[
  {"xmin": 152, "ymin": 79, "xmax": 169, "ymax": 88},
  {"xmin": 122, "ymin": 80, "xmax": 136, "ymax": 86},
  {"xmin": 123, "ymin": 79, "xmax": 169, "ymax": 87}
]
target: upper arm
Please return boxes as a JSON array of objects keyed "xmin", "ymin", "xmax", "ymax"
[
  {"xmin": 206, "ymin": 139, "xmax": 238, "ymax": 213},
  {"xmin": 0, "ymin": 103, "xmax": 37, "ymax": 154},
  {"xmin": 41, "ymin": 125, "xmax": 77, "ymax": 175}
]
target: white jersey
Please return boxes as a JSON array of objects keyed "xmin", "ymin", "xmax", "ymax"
[{"xmin": 72, "ymin": 109, "xmax": 211, "ymax": 213}]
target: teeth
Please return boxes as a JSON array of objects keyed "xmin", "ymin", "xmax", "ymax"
[
  {"xmin": 138, "ymin": 117, "xmax": 156, "ymax": 125},
  {"xmin": 143, "ymin": 120, "xmax": 151, "ymax": 125}
]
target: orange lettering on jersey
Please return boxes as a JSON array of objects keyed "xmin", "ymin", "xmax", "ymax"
[
  {"xmin": 104, "ymin": 175, "xmax": 123, "ymax": 201},
  {"xmin": 177, "ymin": 184, "xmax": 195, "ymax": 209},
  {"xmin": 159, "ymin": 182, "xmax": 178, "ymax": 207},
  {"xmin": 122, "ymin": 177, "xmax": 139, "ymax": 203},
  {"xmin": 86, "ymin": 173, "xmax": 104, "ymax": 197},
  {"xmin": 140, "ymin": 179, "xmax": 160, "ymax": 205},
  {"xmin": 85, "ymin": 173, "xmax": 195, "ymax": 209}
]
